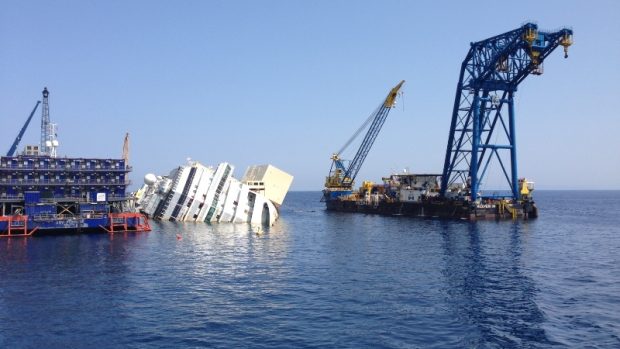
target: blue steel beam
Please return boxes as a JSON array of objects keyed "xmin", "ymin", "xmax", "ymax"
[
  {"xmin": 440, "ymin": 23, "xmax": 573, "ymax": 201},
  {"xmin": 7, "ymin": 101, "xmax": 41, "ymax": 156},
  {"xmin": 341, "ymin": 106, "xmax": 391, "ymax": 186}
]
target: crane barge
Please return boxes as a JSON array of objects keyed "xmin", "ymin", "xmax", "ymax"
[
  {"xmin": 323, "ymin": 80, "xmax": 405, "ymax": 203},
  {"xmin": 323, "ymin": 23, "xmax": 573, "ymax": 220}
]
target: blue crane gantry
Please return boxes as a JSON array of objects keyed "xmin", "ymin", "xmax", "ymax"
[
  {"xmin": 324, "ymin": 80, "xmax": 405, "ymax": 197},
  {"xmin": 440, "ymin": 23, "xmax": 573, "ymax": 201},
  {"xmin": 6, "ymin": 101, "xmax": 41, "ymax": 156}
]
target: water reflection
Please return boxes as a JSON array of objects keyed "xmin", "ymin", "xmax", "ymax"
[
  {"xmin": 0, "ymin": 237, "xmax": 31, "ymax": 265},
  {"xmin": 439, "ymin": 221, "xmax": 554, "ymax": 347},
  {"xmin": 0, "ymin": 232, "xmax": 152, "ymax": 348},
  {"xmin": 134, "ymin": 221, "xmax": 294, "ymax": 307}
]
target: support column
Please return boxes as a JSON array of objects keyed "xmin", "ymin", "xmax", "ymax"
[
  {"xmin": 470, "ymin": 94, "xmax": 481, "ymax": 202},
  {"xmin": 508, "ymin": 92, "xmax": 519, "ymax": 200}
]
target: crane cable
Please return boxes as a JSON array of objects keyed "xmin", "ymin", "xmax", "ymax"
[{"xmin": 336, "ymin": 104, "xmax": 382, "ymax": 156}]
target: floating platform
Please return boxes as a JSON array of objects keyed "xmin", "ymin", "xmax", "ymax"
[
  {"xmin": 1, "ymin": 88, "xmax": 150, "ymax": 237},
  {"xmin": 0, "ymin": 156, "xmax": 151, "ymax": 237}
]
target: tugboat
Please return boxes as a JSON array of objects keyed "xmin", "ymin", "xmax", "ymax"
[{"xmin": 0, "ymin": 88, "xmax": 150, "ymax": 237}]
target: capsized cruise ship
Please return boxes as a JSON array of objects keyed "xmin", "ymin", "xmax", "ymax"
[{"xmin": 135, "ymin": 161, "xmax": 293, "ymax": 225}]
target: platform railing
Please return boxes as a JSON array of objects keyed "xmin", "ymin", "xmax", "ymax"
[
  {"xmin": 1, "ymin": 194, "xmax": 133, "ymax": 203},
  {"xmin": 31, "ymin": 213, "xmax": 108, "ymax": 221},
  {"xmin": 99, "ymin": 213, "xmax": 151, "ymax": 233},
  {"xmin": 0, "ymin": 165, "xmax": 130, "ymax": 172},
  {"xmin": 0, "ymin": 179, "xmax": 131, "ymax": 186},
  {"xmin": 0, "ymin": 215, "xmax": 39, "ymax": 237},
  {"xmin": 38, "ymin": 195, "xmax": 133, "ymax": 202}
]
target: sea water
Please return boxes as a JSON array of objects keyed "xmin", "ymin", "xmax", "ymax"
[{"xmin": 1, "ymin": 191, "xmax": 619, "ymax": 348}]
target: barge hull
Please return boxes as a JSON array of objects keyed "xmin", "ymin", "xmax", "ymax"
[
  {"xmin": 325, "ymin": 199, "xmax": 538, "ymax": 220},
  {"xmin": 1, "ymin": 213, "xmax": 151, "ymax": 237}
]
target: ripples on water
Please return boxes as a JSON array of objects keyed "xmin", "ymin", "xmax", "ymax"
[{"xmin": 1, "ymin": 191, "xmax": 619, "ymax": 348}]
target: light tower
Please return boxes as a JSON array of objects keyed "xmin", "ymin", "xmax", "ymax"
[
  {"xmin": 40, "ymin": 87, "xmax": 50, "ymax": 154},
  {"xmin": 40, "ymin": 87, "xmax": 59, "ymax": 157}
]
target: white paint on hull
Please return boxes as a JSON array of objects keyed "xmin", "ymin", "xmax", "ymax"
[{"xmin": 137, "ymin": 160, "xmax": 292, "ymax": 225}]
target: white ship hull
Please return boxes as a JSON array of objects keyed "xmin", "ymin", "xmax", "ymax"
[{"xmin": 136, "ymin": 161, "xmax": 292, "ymax": 226}]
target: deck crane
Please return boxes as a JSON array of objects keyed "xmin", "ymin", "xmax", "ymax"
[
  {"xmin": 6, "ymin": 101, "xmax": 41, "ymax": 156},
  {"xmin": 440, "ymin": 23, "xmax": 573, "ymax": 202},
  {"xmin": 323, "ymin": 80, "xmax": 404, "ymax": 200}
]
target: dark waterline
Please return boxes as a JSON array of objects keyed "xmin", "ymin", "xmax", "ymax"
[{"xmin": 1, "ymin": 191, "xmax": 619, "ymax": 348}]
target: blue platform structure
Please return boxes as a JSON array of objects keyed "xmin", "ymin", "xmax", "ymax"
[
  {"xmin": 0, "ymin": 156, "xmax": 130, "ymax": 203},
  {"xmin": 440, "ymin": 23, "xmax": 573, "ymax": 201},
  {"xmin": 1, "ymin": 88, "xmax": 149, "ymax": 236}
]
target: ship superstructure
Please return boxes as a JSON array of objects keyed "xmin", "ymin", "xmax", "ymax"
[{"xmin": 136, "ymin": 161, "xmax": 293, "ymax": 226}]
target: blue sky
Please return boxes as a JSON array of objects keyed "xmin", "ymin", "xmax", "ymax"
[{"xmin": 1, "ymin": 0, "xmax": 618, "ymax": 190}]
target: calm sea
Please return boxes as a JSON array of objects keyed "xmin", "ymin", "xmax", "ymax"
[{"xmin": 1, "ymin": 191, "xmax": 619, "ymax": 348}]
